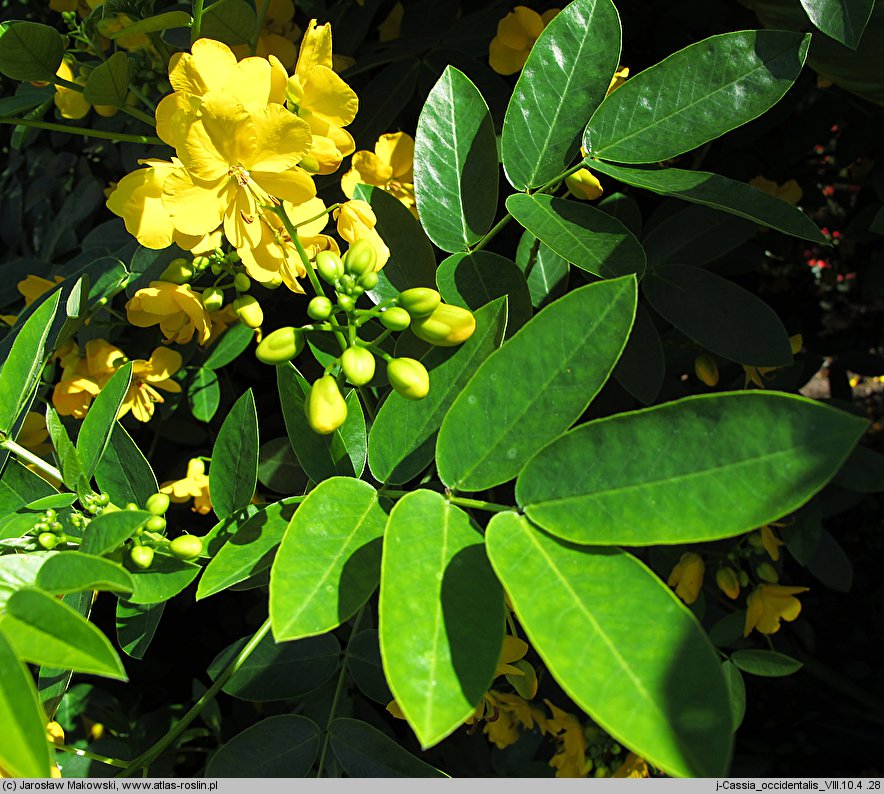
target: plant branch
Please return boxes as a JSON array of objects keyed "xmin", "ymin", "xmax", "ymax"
[
  {"xmin": 0, "ymin": 117, "xmax": 164, "ymax": 145},
  {"xmin": 0, "ymin": 438, "xmax": 64, "ymax": 483}
]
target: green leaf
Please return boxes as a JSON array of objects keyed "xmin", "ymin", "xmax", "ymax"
[
  {"xmin": 116, "ymin": 599, "xmax": 164, "ymax": 660},
  {"xmin": 258, "ymin": 437, "xmax": 307, "ymax": 493},
  {"xmin": 599, "ymin": 191, "xmax": 643, "ymax": 236},
  {"xmin": 721, "ymin": 660, "xmax": 746, "ymax": 732},
  {"xmin": 643, "ymin": 264, "xmax": 793, "ymax": 367},
  {"xmin": 26, "ymin": 494, "xmax": 77, "ymax": 510},
  {"xmin": 585, "ymin": 31, "xmax": 810, "ymax": 164},
  {"xmin": 330, "ymin": 718, "xmax": 448, "ymax": 777},
  {"xmin": 516, "ymin": 392, "xmax": 868, "ymax": 545},
  {"xmin": 731, "ymin": 649, "xmax": 802, "ymax": 677},
  {"xmin": 612, "ymin": 304, "xmax": 665, "ymax": 406},
  {"xmin": 0, "ymin": 459, "xmax": 56, "ymax": 514},
  {"xmin": 77, "ymin": 362, "xmax": 133, "ymax": 479},
  {"xmin": 587, "ymin": 161, "xmax": 826, "ymax": 245},
  {"xmin": 80, "ymin": 510, "xmax": 151, "ymax": 556},
  {"xmin": 202, "ymin": 322, "xmax": 253, "ymax": 370},
  {"xmin": 124, "ymin": 555, "xmax": 201, "ymax": 605},
  {"xmin": 198, "ymin": 497, "xmax": 301, "ymax": 599},
  {"xmin": 501, "ymin": 0, "xmax": 621, "ymax": 190},
  {"xmin": 0, "ymin": 21, "xmax": 65, "ymax": 81},
  {"xmin": 46, "ymin": 407, "xmax": 92, "ymax": 500},
  {"xmin": 270, "ymin": 478, "xmax": 386, "ymax": 641},
  {"xmin": 485, "ymin": 512, "xmax": 732, "ymax": 777},
  {"xmin": 36, "ymin": 552, "xmax": 134, "ymax": 595},
  {"xmin": 94, "ymin": 422, "xmax": 159, "ymax": 507},
  {"xmin": 83, "ymin": 51, "xmax": 131, "ymax": 106},
  {"xmin": 0, "ymin": 630, "xmax": 52, "ymax": 778},
  {"xmin": 102, "ymin": 10, "xmax": 192, "ymax": 38},
  {"xmin": 800, "ymin": 0, "xmax": 874, "ymax": 48},
  {"xmin": 506, "ymin": 194, "xmax": 646, "ymax": 279},
  {"xmin": 354, "ymin": 184, "xmax": 437, "ymax": 304},
  {"xmin": 210, "ymin": 389, "xmax": 259, "ymax": 520},
  {"xmin": 208, "ymin": 631, "xmax": 340, "ymax": 701},
  {"xmin": 515, "ymin": 231, "xmax": 570, "ymax": 309},
  {"xmin": 277, "ymin": 365, "xmax": 365, "ymax": 482},
  {"xmin": 0, "ymin": 588, "xmax": 127, "ymax": 680},
  {"xmin": 806, "ymin": 527, "xmax": 853, "ymax": 592},
  {"xmin": 413, "ymin": 66, "xmax": 498, "ymax": 252},
  {"xmin": 436, "ymin": 277, "xmax": 636, "ymax": 492},
  {"xmin": 206, "ymin": 715, "xmax": 320, "ymax": 776},
  {"xmin": 189, "ymin": 367, "xmax": 220, "ymax": 422},
  {"xmin": 379, "ymin": 490, "xmax": 503, "ymax": 748},
  {"xmin": 436, "ymin": 252, "xmax": 532, "ymax": 336},
  {"xmin": 348, "ymin": 629, "xmax": 392, "ymax": 704},
  {"xmin": 369, "ymin": 298, "xmax": 507, "ymax": 485},
  {"xmin": 0, "ymin": 291, "xmax": 60, "ymax": 435},
  {"xmin": 0, "ymin": 552, "xmax": 53, "ymax": 610},
  {"xmin": 199, "ymin": 0, "xmax": 256, "ymax": 46},
  {"xmin": 832, "ymin": 444, "xmax": 884, "ymax": 492}
]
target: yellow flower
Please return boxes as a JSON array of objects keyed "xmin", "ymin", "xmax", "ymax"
[
  {"xmin": 694, "ymin": 352, "xmax": 719, "ymax": 387},
  {"xmin": 483, "ymin": 691, "xmax": 543, "ymax": 750},
  {"xmin": 126, "ymin": 281, "xmax": 213, "ymax": 345},
  {"xmin": 334, "ymin": 200, "xmax": 390, "ymax": 268},
  {"xmin": 1, "ymin": 274, "xmax": 64, "ymax": 325},
  {"xmin": 232, "ymin": 0, "xmax": 301, "ymax": 70},
  {"xmin": 341, "ymin": 132, "xmax": 416, "ymax": 215},
  {"xmin": 52, "ymin": 340, "xmax": 125, "ymax": 418},
  {"xmin": 119, "ymin": 347, "xmax": 183, "ymax": 423},
  {"xmin": 18, "ymin": 412, "xmax": 52, "ymax": 457},
  {"xmin": 205, "ymin": 303, "xmax": 241, "ymax": 347},
  {"xmin": 161, "ymin": 458, "xmax": 212, "ymax": 514},
  {"xmin": 749, "ymin": 175, "xmax": 803, "ymax": 206},
  {"xmin": 488, "ymin": 7, "xmax": 559, "ymax": 76},
  {"xmin": 715, "ymin": 567, "xmax": 741, "ymax": 600},
  {"xmin": 612, "ymin": 752, "xmax": 650, "ymax": 778},
  {"xmin": 1, "ymin": 722, "xmax": 65, "ymax": 778},
  {"xmin": 566, "ymin": 168, "xmax": 603, "ymax": 201},
  {"xmin": 543, "ymin": 700, "xmax": 590, "ymax": 778},
  {"xmin": 378, "ymin": 2, "xmax": 404, "ymax": 41},
  {"xmin": 743, "ymin": 334, "xmax": 802, "ymax": 388},
  {"xmin": 54, "ymin": 59, "xmax": 117, "ymax": 119},
  {"xmin": 495, "ymin": 634, "xmax": 529, "ymax": 678},
  {"xmin": 286, "ymin": 19, "xmax": 359, "ymax": 164},
  {"xmin": 760, "ymin": 524, "xmax": 786, "ymax": 562},
  {"xmin": 667, "ymin": 552, "xmax": 704, "ymax": 605},
  {"xmin": 744, "ymin": 584, "xmax": 810, "ymax": 636},
  {"xmin": 608, "ymin": 65, "xmax": 629, "ymax": 93}
]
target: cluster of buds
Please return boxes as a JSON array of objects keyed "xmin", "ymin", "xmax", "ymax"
[
  {"xmin": 127, "ymin": 491, "xmax": 203, "ymax": 570},
  {"xmin": 255, "ymin": 240, "xmax": 477, "ymax": 435},
  {"xmin": 33, "ymin": 508, "xmax": 67, "ymax": 550}
]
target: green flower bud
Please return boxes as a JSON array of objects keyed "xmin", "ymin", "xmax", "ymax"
[
  {"xmin": 411, "ymin": 304, "xmax": 476, "ymax": 347},
  {"xmin": 756, "ymin": 562, "xmax": 779, "ymax": 583},
  {"xmin": 307, "ymin": 375, "xmax": 348, "ymax": 434},
  {"xmin": 192, "ymin": 256, "xmax": 211, "ymax": 271},
  {"xmin": 201, "ymin": 287, "xmax": 224, "ymax": 312},
  {"xmin": 337, "ymin": 293, "xmax": 355, "ymax": 312},
  {"xmin": 380, "ymin": 307, "xmax": 411, "ymax": 331},
  {"xmin": 233, "ymin": 295, "xmax": 264, "ymax": 328},
  {"xmin": 340, "ymin": 273, "xmax": 356, "ymax": 294},
  {"xmin": 715, "ymin": 567, "xmax": 740, "ymax": 600},
  {"xmin": 234, "ymin": 272, "xmax": 251, "ymax": 292},
  {"xmin": 738, "ymin": 570, "xmax": 750, "ymax": 587},
  {"xmin": 694, "ymin": 353, "xmax": 719, "ymax": 387},
  {"xmin": 38, "ymin": 532, "xmax": 59, "ymax": 549},
  {"xmin": 315, "ymin": 251, "xmax": 345, "ymax": 283},
  {"xmin": 159, "ymin": 258, "xmax": 193, "ymax": 284},
  {"xmin": 130, "ymin": 545, "xmax": 155, "ymax": 569},
  {"xmin": 125, "ymin": 503, "xmax": 139, "ymax": 511},
  {"xmin": 307, "ymin": 296, "xmax": 333, "ymax": 320},
  {"xmin": 145, "ymin": 515, "xmax": 167, "ymax": 533},
  {"xmin": 343, "ymin": 239, "xmax": 377, "ymax": 276},
  {"xmin": 299, "ymin": 155, "xmax": 320, "ymax": 173},
  {"xmin": 262, "ymin": 272, "xmax": 283, "ymax": 289},
  {"xmin": 210, "ymin": 262, "xmax": 224, "ymax": 275},
  {"xmin": 505, "ymin": 659, "xmax": 538, "ymax": 700},
  {"xmin": 169, "ymin": 534, "xmax": 203, "ymax": 560},
  {"xmin": 387, "ymin": 358, "xmax": 429, "ymax": 400},
  {"xmin": 358, "ymin": 271, "xmax": 378, "ymax": 290},
  {"xmin": 341, "ymin": 346, "xmax": 376, "ymax": 386},
  {"xmin": 226, "ymin": 251, "xmax": 241, "ymax": 264},
  {"xmin": 398, "ymin": 288, "xmax": 441, "ymax": 318},
  {"xmin": 145, "ymin": 492, "xmax": 170, "ymax": 516},
  {"xmin": 255, "ymin": 327, "xmax": 305, "ymax": 364}
]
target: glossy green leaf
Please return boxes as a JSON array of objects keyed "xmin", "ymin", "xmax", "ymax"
[
  {"xmin": 26, "ymin": 493, "xmax": 77, "ymax": 510},
  {"xmin": 721, "ymin": 660, "xmax": 746, "ymax": 732},
  {"xmin": 271, "ymin": 478, "xmax": 386, "ymax": 640},
  {"xmin": 202, "ymin": 322, "xmax": 253, "ymax": 370},
  {"xmin": 103, "ymin": 10, "xmax": 192, "ymax": 38},
  {"xmin": 198, "ymin": 497, "xmax": 301, "ymax": 599},
  {"xmin": 643, "ymin": 264, "xmax": 792, "ymax": 367},
  {"xmin": 0, "ymin": 291, "xmax": 60, "ymax": 435},
  {"xmin": 199, "ymin": 0, "xmax": 255, "ymax": 46},
  {"xmin": 800, "ymin": 0, "xmax": 874, "ymax": 48},
  {"xmin": 0, "ymin": 630, "xmax": 52, "ymax": 778},
  {"xmin": 612, "ymin": 304, "xmax": 665, "ymax": 406},
  {"xmin": 485, "ymin": 512, "xmax": 732, "ymax": 777},
  {"xmin": 330, "ymin": 718, "xmax": 447, "ymax": 777},
  {"xmin": 203, "ymin": 504, "xmax": 259, "ymax": 557},
  {"xmin": 0, "ymin": 459, "xmax": 56, "ymax": 513},
  {"xmin": 379, "ymin": 490, "xmax": 503, "ymax": 748},
  {"xmin": 506, "ymin": 194, "xmax": 646, "ymax": 279},
  {"xmin": 36, "ymin": 552, "xmax": 134, "ymax": 594},
  {"xmin": 516, "ymin": 392, "xmax": 867, "ymax": 545},
  {"xmin": 277, "ymin": 365, "xmax": 366, "ymax": 482},
  {"xmin": 588, "ymin": 161, "xmax": 826, "ymax": 244},
  {"xmin": 80, "ymin": 510, "xmax": 150, "ymax": 556},
  {"xmin": 77, "ymin": 362, "xmax": 133, "ymax": 478},
  {"xmin": 94, "ymin": 422, "xmax": 158, "ymax": 507},
  {"xmin": 210, "ymin": 389, "xmax": 259, "ymax": 520},
  {"xmin": 0, "ymin": 552, "xmax": 53, "ymax": 609},
  {"xmin": 354, "ymin": 184, "xmax": 436, "ymax": 305},
  {"xmin": 436, "ymin": 252, "xmax": 532, "ymax": 335},
  {"xmin": 46, "ymin": 407, "xmax": 91, "ymax": 500},
  {"xmin": 501, "ymin": 0, "xmax": 621, "ymax": 189},
  {"xmin": 83, "ymin": 51, "xmax": 131, "ymax": 106},
  {"xmin": 413, "ymin": 66, "xmax": 498, "ymax": 252},
  {"xmin": 806, "ymin": 527, "xmax": 853, "ymax": 592},
  {"xmin": 348, "ymin": 629, "xmax": 392, "ymax": 704},
  {"xmin": 206, "ymin": 715, "xmax": 320, "ymax": 776},
  {"xmin": 369, "ymin": 299, "xmax": 507, "ymax": 485},
  {"xmin": 189, "ymin": 367, "xmax": 220, "ymax": 422},
  {"xmin": 437, "ymin": 277, "xmax": 636, "ymax": 492},
  {"xmin": 731, "ymin": 649, "xmax": 802, "ymax": 677},
  {"xmin": 125, "ymin": 555, "xmax": 200, "ymax": 604},
  {"xmin": 116, "ymin": 599, "xmax": 164, "ymax": 660},
  {"xmin": 258, "ymin": 437, "xmax": 307, "ymax": 493},
  {"xmin": 0, "ymin": 588, "xmax": 127, "ymax": 680},
  {"xmin": 208, "ymin": 631, "xmax": 340, "ymax": 701},
  {"xmin": 585, "ymin": 31, "xmax": 810, "ymax": 164},
  {"xmin": 599, "ymin": 191, "xmax": 643, "ymax": 236},
  {"xmin": 515, "ymin": 231, "xmax": 571, "ymax": 309},
  {"xmin": 832, "ymin": 444, "xmax": 884, "ymax": 492},
  {"xmin": 0, "ymin": 21, "xmax": 65, "ymax": 81}
]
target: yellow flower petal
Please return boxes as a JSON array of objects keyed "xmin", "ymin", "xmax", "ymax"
[
  {"xmin": 296, "ymin": 19, "xmax": 333, "ymax": 74},
  {"xmin": 168, "ymin": 38, "xmax": 238, "ymax": 96},
  {"xmin": 489, "ymin": 38, "xmax": 528, "ymax": 76},
  {"xmin": 162, "ymin": 169, "xmax": 231, "ymax": 238},
  {"xmin": 375, "ymin": 132, "xmax": 414, "ymax": 180},
  {"xmin": 251, "ymin": 104, "xmax": 313, "ymax": 171},
  {"xmin": 298, "ymin": 64, "xmax": 358, "ymax": 128}
]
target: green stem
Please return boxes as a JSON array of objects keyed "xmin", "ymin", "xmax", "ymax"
[
  {"xmin": 471, "ymin": 213, "xmax": 511, "ymax": 253},
  {"xmin": 295, "ymin": 203, "xmax": 339, "ymax": 229},
  {"xmin": 117, "ymin": 618, "xmax": 272, "ymax": 777},
  {"xmin": 58, "ymin": 744, "xmax": 128, "ymax": 769},
  {"xmin": 191, "ymin": 0, "xmax": 206, "ymax": 43},
  {"xmin": 0, "ymin": 117, "xmax": 164, "ymax": 145},
  {"xmin": 119, "ymin": 104, "xmax": 157, "ymax": 127},
  {"xmin": 0, "ymin": 439, "xmax": 64, "ymax": 483},
  {"xmin": 126, "ymin": 82, "xmax": 157, "ymax": 113},
  {"xmin": 316, "ymin": 606, "xmax": 366, "ymax": 778},
  {"xmin": 533, "ymin": 161, "xmax": 587, "ymax": 195},
  {"xmin": 447, "ymin": 495, "xmax": 513, "ymax": 513},
  {"xmin": 249, "ymin": 0, "xmax": 271, "ymax": 55}
]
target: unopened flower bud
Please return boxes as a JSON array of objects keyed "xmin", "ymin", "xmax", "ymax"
[
  {"xmin": 694, "ymin": 353, "xmax": 719, "ymax": 387},
  {"xmin": 308, "ymin": 297, "xmax": 333, "ymax": 320},
  {"xmin": 505, "ymin": 659, "xmax": 538, "ymax": 699},
  {"xmin": 380, "ymin": 307, "xmax": 411, "ymax": 331},
  {"xmin": 341, "ymin": 346, "xmax": 376, "ymax": 386},
  {"xmin": 169, "ymin": 534, "xmax": 203, "ymax": 560},
  {"xmin": 315, "ymin": 251, "xmax": 345, "ymax": 283},
  {"xmin": 38, "ymin": 532, "xmax": 59, "ymax": 549},
  {"xmin": 565, "ymin": 169, "xmax": 603, "ymax": 201},
  {"xmin": 398, "ymin": 288, "xmax": 441, "ymax": 318},
  {"xmin": 343, "ymin": 239, "xmax": 377, "ymax": 276},
  {"xmin": 234, "ymin": 272, "xmax": 251, "ymax": 292},
  {"xmin": 358, "ymin": 271, "xmax": 378, "ymax": 290},
  {"xmin": 160, "ymin": 258, "xmax": 194, "ymax": 284},
  {"xmin": 145, "ymin": 515, "xmax": 166, "ymax": 533},
  {"xmin": 756, "ymin": 562, "xmax": 779, "ymax": 583},
  {"xmin": 145, "ymin": 492, "xmax": 170, "ymax": 516},
  {"xmin": 667, "ymin": 552, "xmax": 704, "ymax": 605},
  {"xmin": 307, "ymin": 375, "xmax": 348, "ymax": 434},
  {"xmin": 299, "ymin": 155, "xmax": 320, "ymax": 173},
  {"xmin": 233, "ymin": 295, "xmax": 263, "ymax": 328},
  {"xmin": 337, "ymin": 293, "xmax": 355, "ymax": 312},
  {"xmin": 715, "ymin": 567, "xmax": 741, "ymax": 600},
  {"xmin": 130, "ymin": 545, "xmax": 154, "ymax": 569},
  {"xmin": 201, "ymin": 287, "xmax": 224, "ymax": 312},
  {"xmin": 255, "ymin": 327, "xmax": 305, "ymax": 364},
  {"xmin": 411, "ymin": 304, "xmax": 476, "ymax": 347},
  {"xmin": 387, "ymin": 358, "xmax": 429, "ymax": 400}
]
